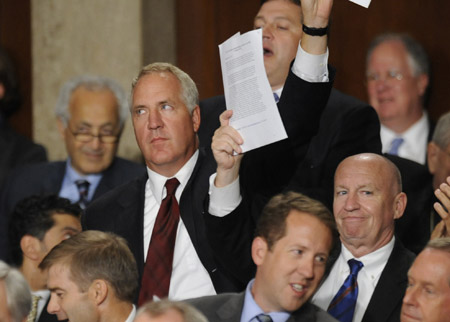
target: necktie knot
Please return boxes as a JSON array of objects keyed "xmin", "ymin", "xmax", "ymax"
[
  {"xmin": 255, "ymin": 314, "xmax": 273, "ymax": 322},
  {"xmin": 165, "ymin": 178, "xmax": 180, "ymax": 197},
  {"xmin": 388, "ymin": 137, "xmax": 404, "ymax": 155},
  {"xmin": 348, "ymin": 259, "xmax": 363, "ymax": 276}
]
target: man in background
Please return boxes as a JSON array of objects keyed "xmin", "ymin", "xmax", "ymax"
[
  {"xmin": 366, "ymin": 33, "xmax": 431, "ymax": 165},
  {"xmin": 8, "ymin": 195, "xmax": 81, "ymax": 322},
  {"xmin": 0, "ymin": 74, "xmax": 145, "ymax": 260}
]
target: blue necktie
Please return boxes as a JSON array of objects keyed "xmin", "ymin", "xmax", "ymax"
[
  {"xmin": 388, "ymin": 137, "xmax": 404, "ymax": 155},
  {"xmin": 328, "ymin": 259, "xmax": 364, "ymax": 322},
  {"xmin": 273, "ymin": 92, "xmax": 280, "ymax": 103}
]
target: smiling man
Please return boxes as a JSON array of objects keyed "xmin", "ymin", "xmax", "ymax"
[
  {"xmin": 312, "ymin": 153, "xmax": 415, "ymax": 322},
  {"xmin": 188, "ymin": 192, "xmax": 339, "ymax": 322},
  {"xmin": 0, "ymin": 75, "xmax": 145, "ymax": 260},
  {"xmin": 366, "ymin": 33, "xmax": 431, "ymax": 165}
]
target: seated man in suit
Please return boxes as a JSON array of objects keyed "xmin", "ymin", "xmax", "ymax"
[
  {"xmin": 8, "ymin": 195, "xmax": 82, "ymax": 322},
  {"xmin": 134, "ymin": 300, "xmax": 208, "ymax": 322},
  {"xmin": 312, "ymin": 153, "xmax": 415, "ymax": 322},
  {"xmin": 39, "ymin": 231, "xmax": 138, "ymax": 322},
  {"xmin": 199, "ymin": 0, "xmax": 381, "ymax": 209},
  {"xmin": 366, "ymin": 33, "xmax": 431, "ymax": 165},
  {"xmin": 401, "ymin": 238, "xmax": 450, "ymax": 322},
  {"xmin": 0, "ymin": 45, "xmax": 47, "ymax": 186},
  {"xmin": 0, "ymin": 260, "xmax": 32, "ymax": 322},
  {"xmin": 188, "ymin": 192, "xmax": 339, "ymax": 322},
  {"xmin": 0, "ymin": 74, "xmax": 145, "ymax": 260},
  {"xmin": 83, "ymin": 0, "xmax": 335, "ymax": 303}
]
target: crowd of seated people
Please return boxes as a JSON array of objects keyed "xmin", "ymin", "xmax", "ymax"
[{"xmin": 1, "ymin": 1, "xmax": 450, "ymax": 322}]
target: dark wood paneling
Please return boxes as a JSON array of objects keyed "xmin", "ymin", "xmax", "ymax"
[{"xmin": 0, "ymin": 0, "xmax": 32, "ymax": 138}]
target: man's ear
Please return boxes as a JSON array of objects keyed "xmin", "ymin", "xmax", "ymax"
[
  {"xmin": 56, "ymin": 118, "xmax": 67, "ymax": 140},
  {"xmin": 191, "ymin": 105, "xmax": 201, "ymax": 133},
  {"xmin": 89, "ymin": 279, "xmax": 108, "ymax": 305},
  {"xmin": 393, "ymin": 192, "xmax": 407, "ymax": 220},
  {"xmin": 427, "ymin": 141, "xmax": 439, "ymax": 175},
  {"xmin": 20, "ymin": 235, "xmax": 42, "ymax": 262},
  {"xmin": 416, "ymin": 74, "xmax": 429, "ymax": 97},
  {"xmin": 251, "ymin": 237, "xmax": 268, "ymax": 266}
]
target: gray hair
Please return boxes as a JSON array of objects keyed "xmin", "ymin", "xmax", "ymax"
[
  {"xmin": 0, "ymin": 260, "xmax": 31, "ymax": 322},
  {"xmin": 135, "ymin": 300, "xmax": 208, "ymax": 322},
  {"xmin": 426, "ymin": 237, "xmax": 450, "ymax": 254},
  {"xmin": 131, "ymin": 62, "xmax": 199, "ymax": 113},
  {"xmin": 432, "ymin": 112, "xmax": 450, "ymax": 150},
  {"xmin": 54, "ymin": 75, "xmax": 128, "ymax": 127},
  {"xmin": 366, "ymin": 32, "xmax": 430, "ymax": 77}
]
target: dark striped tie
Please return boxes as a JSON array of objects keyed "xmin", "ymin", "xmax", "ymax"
[
  {"xmin": 75, "ymin": 180, "xmax": 90, "ymax": 209},
  {"xmin": 328, "ymin": 259, "xmax": 364, "ymax": 322}
]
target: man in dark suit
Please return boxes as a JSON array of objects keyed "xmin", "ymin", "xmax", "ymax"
[
  {"xmin": 0, "ymin": 45, "xmax": 47, "ymax": 186},
  {"xmin": 0, "ymin": 75, "xmax": 145, "ymax": 260},
  {"xmin": 188, "ymin": 192, "xmax": 339, "ymax": 322},
  {"xmin": 7, "ymin": 195, "xmax": 82, "ymax": 322},
  {"xmin": 366, "ymin": 33, "xmax": 432, "ymax": 165},
  {"xmin": 83, "ymin": 0, "xmax": 335, "ymax": 302},
  {"xmin": 198, "ymin": 0, "xmax": 382, "ymax": 210},
  {"xmin": 312, "ymin": 153, "xmax": 415, "ymax": 322}
]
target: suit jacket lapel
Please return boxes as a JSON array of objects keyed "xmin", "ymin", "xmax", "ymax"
[{"xmin": 215, "ymin": 293, "xmax": 245, "ymax": 322}]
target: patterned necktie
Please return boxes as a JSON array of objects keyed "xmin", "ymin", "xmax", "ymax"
[
  {"xmin": 75, "ymin": 180, "xmax": 90, "ymax": 209},
  {"xmin": 255, "ymin": 314, "xmax": 273, "ymax": 322},
  {"xmin": 388, "ymin": 137, "xmax": 404, "ymax": 156},
  {"xmin": 27, "ymin": 295, "xmax": 41, "ymax": 322},
  {"xmin": 328, "ymin": 259, "xmax": 364, "ymax": 322},
  {"xmin": 138, "ymin": 178, "xmax": 180, "ymax": 305},
  {"xmin": 273, "ymin": 92, "xmax": 280, "ymax": 103}
]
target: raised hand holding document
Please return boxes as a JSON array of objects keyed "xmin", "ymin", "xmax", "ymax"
[{"xmin": 218, "ymin": 29, "xmax": 287, "ymax": 153}]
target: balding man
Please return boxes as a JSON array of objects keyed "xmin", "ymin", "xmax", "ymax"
[{"xmin": 312, "ymin": 153, "xmax": 415, "ymax": 322}]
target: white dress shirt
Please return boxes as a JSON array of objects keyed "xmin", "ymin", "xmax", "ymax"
[
  {"xmin": 124, "ymin": 305, "xmax": 136, "ymax": 322},
  {"xmin": 380, "ymin": 112, "xmax": 430, "ymax": 165},
  {"xmin": 31, "ymin": 289, "xmax": 50, "ymax": 322},
  {"xmin": 312, "ymin": 238, "xmax": 395, "ymax": 322},
  {"xmin": 143, "ymin": 150, "xmax": 216, "ymax": 300}
]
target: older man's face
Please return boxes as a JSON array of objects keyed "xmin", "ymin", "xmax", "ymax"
[
  {"xmin": 401, "ymin": 248, "xmax": 450, "ymax": 322},
  {"xmin": 59, "ymin": 86, "xmax": 121, "ymax": 176},
  {"xmin": 366, "ymin": 40, "xmax": 428, "ymax": 133},
  {"xmin": 333, "ymin": 155, "xmax": 405, "ymax": 255}
]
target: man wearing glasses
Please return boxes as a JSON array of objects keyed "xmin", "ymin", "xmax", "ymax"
[{"xmin": 0, "ymin": 75, "xmax": 145, "ymax": 260}]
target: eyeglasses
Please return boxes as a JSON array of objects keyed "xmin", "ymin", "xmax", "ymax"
[
  {"xmin": 366, "ymin": 70, "xmax": 405, "ymax": 83},
  {"xmin": 67, "ymin": 127, "xmax": 119, "ymax": 144}
]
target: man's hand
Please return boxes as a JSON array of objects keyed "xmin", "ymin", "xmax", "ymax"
[
  {"xmin": 212, "ymin": 110, "xmax": 244, "ymax": 188},
  {"xmin": 431, "ymin": 176, "xmax": 450, "ymax": 239},
  {"xmin": 300, "ymin": 0, "xmax": 334, "ymax": 55},
  {"xmin": 301, "ymin": 0, "xmax": 334, "ymax": 28}
]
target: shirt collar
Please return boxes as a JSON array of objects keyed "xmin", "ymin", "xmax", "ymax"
[
  {"xmin": 124, "ymin": 305, "xmax": 136, "ymax": 322},
  {"xmin": 241, "ymin": 279, "xmax": 291, "ymax": 322},
  {"xmin": 380, "ymin": 112, "xmax": 429, "ymax": 148},
  {"xmin": 146, "ymin": 150, "xmax": 199, "ymax": 204},
  {"xmin": 65, "ymin": 158, "xmax": 103, "ymax": 186}
]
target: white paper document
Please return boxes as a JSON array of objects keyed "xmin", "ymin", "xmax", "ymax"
[
  {"xmin": 349, "ymin": 0, "xmax": 371, "ymax": 8},
  {"xmin": 218, "ymin": 29, "xmax": 287, "ymax": 153}
]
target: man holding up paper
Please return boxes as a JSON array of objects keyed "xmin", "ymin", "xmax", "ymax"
[
  {"xmin": 199, "ymin": 0, "xmax": 381, "ymax": 209},
  {"xmin": 83, "ymin": 0, "xmax": 335, "ymax": 303}
]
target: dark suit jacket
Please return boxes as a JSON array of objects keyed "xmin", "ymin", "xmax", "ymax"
[
  {"xmin": 0, "ymin": 123, "xmax": 47, "ymax": 185},
  {"xmin": 82, "ymin": 67, "xmax": 335, "ymax": 298},
  {"xmin": 385, "ymin": 154, "xmax": 434, "ymax": 254},
  {"xmin": 0, "ymin": 157, "xmax": 145, "ymax": 261},
  {"xmin": 361, "ymin": 238, "xmax": 415, "ymax": 322},
  {"xmin": 199, "ymin": 88, "xmax": 382, "ymax": 210},
  {"xmin": 188, "ymin": 292, "xmax": 338, "ymax": 322}
]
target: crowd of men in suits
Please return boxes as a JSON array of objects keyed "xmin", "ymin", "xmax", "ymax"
[{"xmin": 1, "ymin": 0, "xmax": 450, "ymax": 321}]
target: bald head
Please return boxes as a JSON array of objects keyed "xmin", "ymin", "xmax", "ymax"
[{"xmin": 333, "ymin": 153, "xmax": 407, "ymax": 257}]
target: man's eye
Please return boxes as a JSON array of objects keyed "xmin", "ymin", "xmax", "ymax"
[
  {"xmin": 315, "ymin": 255, "xmax": 327, "ymax": 263},
  {"xmin": 161, "ymin": 104, "xmax": 173, "ymax": 111},
  {"xmin": 336, "ymin": 190, "xmax": 347, "ymax": 196},
  {"xmin": 135, "ymin": 108, "xmax": 146, "ymax": 115},
  {"xmin": 277, "ymin": 25, "xmax": 288, "ymax": 30}
]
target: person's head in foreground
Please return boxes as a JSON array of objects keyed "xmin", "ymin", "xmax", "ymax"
[{"xmin": 134, "ymin": 299, "xmax": 208, "ymax": 322}]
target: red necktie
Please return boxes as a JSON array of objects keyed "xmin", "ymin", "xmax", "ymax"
[{"xmin": 138, "ymin": 178, "xmax": 180, "ymax": 305}]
